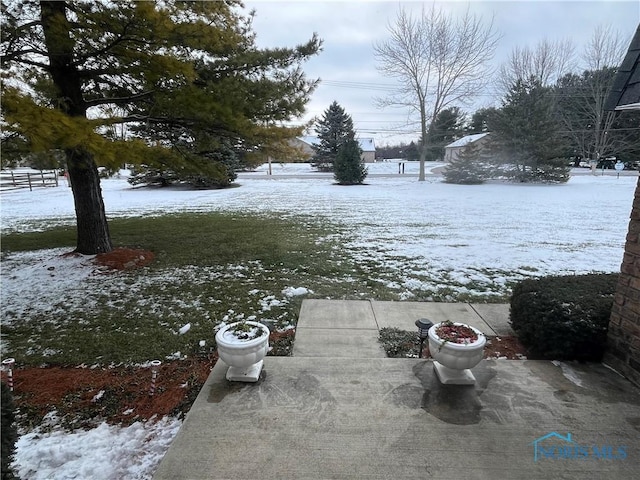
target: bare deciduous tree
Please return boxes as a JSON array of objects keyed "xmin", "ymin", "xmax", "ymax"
[
  {"xmin": 497, "ymin": 38, "xmax": 576, "ymax": 91},
  {"xmin": 373, "ymin": 5, "xmax": 500, "ymax": 180},
  {"xmin": 558, "ymin": 25, "xmax": 632, "ymax": 162},
  {"xmin": 583, "ymin": 24, "xmax": 629, "ymax": 71}
]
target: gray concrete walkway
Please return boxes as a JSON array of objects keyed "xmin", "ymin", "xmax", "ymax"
[
  {"xmin": 293, "ymin": 300, "xmax": 511, "ymax": 357},
  {"xmin": 154, "ymin": 300, "xmax": 640, "ymax": 480}
]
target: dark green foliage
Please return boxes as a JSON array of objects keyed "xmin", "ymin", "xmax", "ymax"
[
  {"xmin": 610, "ymin": 110, "xmax": 640, "ymax": 163},
  {"xmin": 487, "ymin": 77, "xmax": 570, "ymax": 183},
  {"xmin": 443, "ymin": 141, "xmax": 490, "ymax": 184},
  {"xmin": 555, "ymin": 68, "xmax": 640, "ymax": 162},
  {"xmin": 404, "ymin": 141, "xmax": 420, "ymax": 161},
  {"xmin": 467, "ymin": 107, "xmax": 497, "ymax": 134},
  {"xmin": 375, "ymin": 141, "xmax": 419, "ymax": 161},
  {"xmin": 128, "ymin": 141, "xmax": 239, "ymax": 188},
  {"xmin": 334, "ymin": 139, "xmax": 367, "ymax": 185},
  {"xmin": 425, "ymin": 107, "xmax": 466, "ymax": 161},
  {"xmin": 1, "ymin": 382, "xmax": 18, "ymax": 480},
  {"xmin": 379, "ymin": 328, "xmax": 419, "ymax": 358},
  {"xmin": 510, "ymin": 273, "xmax": 618, "ymax": 361},
  {"xmin": 312, "ymin": 101, "xmax": 356, "ymax": 171},
  {"xmin": 127, "ymin": 168, "xmax": 180, "ymax": 187}
]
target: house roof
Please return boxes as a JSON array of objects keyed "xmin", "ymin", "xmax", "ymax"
[
  {"xmin": 298, "ymin": 135, "xmax": 320, "ymax": 146},
  {"xmin": 298, "ymin": 136, "xmax": 376, "ymax": 152},
  {"xmin": 358, "ymin": 138, "xmax": 376, "ymax": 152},
  {"xmin": 444, "ymin": 132, "xmax": 490, "ymax": 149},
  {"xmin": 605, "ymin": 25, "xmax": 640, "ymax": 111}
]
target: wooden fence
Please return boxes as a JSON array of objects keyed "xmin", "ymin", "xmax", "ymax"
[{"xmin": 0, "ymin": 170, "xmax": 60, "ymax": 192}]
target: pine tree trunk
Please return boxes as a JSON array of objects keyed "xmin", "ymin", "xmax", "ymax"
[
  {"xmin": 66, "ymin": 147, "xmax": 113, "ymax": 254},
  {"xmin": 41, "ymin": 1, "xmax": 113, "ymax": 254}
]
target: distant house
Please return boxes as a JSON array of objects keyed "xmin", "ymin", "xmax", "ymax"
[
  {"xmin": 443, "ymin": 133, "xmax": 490, "ymax": 162},
  {"xmin": 291, "ymin": 136, "xmax": 376, "ymax": 163},
  {"xmin": 357, "ymin": 138, "xmax": 376, "ymax": 163}
]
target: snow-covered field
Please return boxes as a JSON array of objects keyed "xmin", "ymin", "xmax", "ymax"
[
  {"xmin": 2, "ymin": 162, "xmax": 638, "ymax": 479},
  {"xmin": 3, "ymin": 162, "xmax": 637, "ymax": 299}
]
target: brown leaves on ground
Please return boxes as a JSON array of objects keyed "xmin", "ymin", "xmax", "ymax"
[{"xmin": 94, "ymin": 247, "xmax": 155, "ymax": 270}]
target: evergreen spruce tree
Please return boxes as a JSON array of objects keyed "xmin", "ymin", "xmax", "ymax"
[
  {"xmin": 334, "ymin": 139, "xmax": 368, "ymax": 185},
  {"xmin": 425, "ymin": 107, "xmax": 466, "ymax": 161},
  {"xmin": 443, "ymin": 141, "xmax": 489, "ymax": 184},
  {"xmin": 405, "ymin": 141, "xmax": 420, "ymax": 161},
  {"xmin": 487, "ymin": 77, "xmax": 569, "ymax": 183},
  {"xmin": 312, "ymin": 101, "xmax": 356, "ymax": 171}
]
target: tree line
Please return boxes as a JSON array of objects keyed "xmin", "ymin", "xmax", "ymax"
[
  {"xmin": 380, "ymin": 65, "xmax": 640, "ymax": 184},
  {"xmin": 373, "ymin": 7, "xmax": 639, "ymax": 183}
]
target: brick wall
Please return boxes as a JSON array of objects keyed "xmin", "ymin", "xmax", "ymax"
[{"xmin": 605, "ymin": 177, "xmax": 640, "ymax": 387}]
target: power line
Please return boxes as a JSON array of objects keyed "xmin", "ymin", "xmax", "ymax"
[{"xmin": 316, "ymin": 78, "xmax": 633, "ymax": 101}]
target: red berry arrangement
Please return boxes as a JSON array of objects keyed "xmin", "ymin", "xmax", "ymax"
[{"xmin": 435, "ymin": 320, "xmax": 479, "ymax": 344}]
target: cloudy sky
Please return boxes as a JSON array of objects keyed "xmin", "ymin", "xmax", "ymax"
[{"xmin": 244, "ymin": 0, "xmax": 639, "ymax": 146}]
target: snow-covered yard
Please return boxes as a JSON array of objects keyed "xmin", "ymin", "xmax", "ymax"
[
  {"xmin": 2, "ymin": 162, "xmax": 637, "ymax": 479},
  {"xmin": 3, "ymin": 162, "xmax": 636, "ymax": 299}
]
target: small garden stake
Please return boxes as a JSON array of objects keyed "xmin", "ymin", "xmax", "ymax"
[
  {"xmin": 2, "ymin": 358, "xmax": 16, "ymax": 391},
  {"xmin": 149, "ymin": 360, "xmax": 162, "ymax": 396}
]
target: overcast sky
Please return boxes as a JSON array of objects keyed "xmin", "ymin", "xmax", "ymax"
[{"xmin": 244, "ymin": 0, "xmax": 639, "ymax": 146}]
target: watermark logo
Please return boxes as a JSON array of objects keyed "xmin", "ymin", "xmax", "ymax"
[{"xmin": 530, "ymin": 432, "xmax": 627, "ymax": 462}]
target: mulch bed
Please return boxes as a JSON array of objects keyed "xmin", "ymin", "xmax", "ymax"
[
  {"xmin": 94, "ymin": 247, "xmax": 155, "ymax": 270},
  {"xmin": 2, "ymin": 356, "xmax": 217, "ymax": 430}
]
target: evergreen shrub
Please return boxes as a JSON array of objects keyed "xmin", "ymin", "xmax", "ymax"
[
  {"xmin": 443, "ymin": 142, "xmax": 489, "ymax": 184},
  {"xmin": 334, "ymin": 139, "xmax": 367, "ymax": 185},
  {"xmin": 510, "ymin": 273, "xmax": 618, "ymax": 361},
  {"xmin": 1, "ymin": 382, "xmax": 18, "ymax": 480}
]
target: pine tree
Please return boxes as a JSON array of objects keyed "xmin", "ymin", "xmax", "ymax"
[
  {"xmin": 312, "ymin": 101, "xmax": 356, "ymax": 171},
  {"xmin": 468, "ymin": 107, "xmax": 497, "ymax": 134},
  {"xmin": 334, "ymin": 139, "xmax": 368, "ymax": 185},
  {"xmin": 443, "ymin": 141, "xmax": 489, "ymax": 184},
  {"xmin": 425, "ymin": 107, "xmax": 466, "ymax": 161},
  {"xmin": 487, "ymin": 77, "xmax": 569, "ymax": 183},
  {"xmin": 1, "ymin": 1, "xmax": 321, "ymax": 253}
]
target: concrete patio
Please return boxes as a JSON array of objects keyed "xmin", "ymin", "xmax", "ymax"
[{"xmin": 154, "ymin": 300, "xmax": 640, "ymax": 479}]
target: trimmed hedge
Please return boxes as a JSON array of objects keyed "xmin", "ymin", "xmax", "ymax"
[{"xmin": 510, "ymin": 273, "xmax": 618, "ymax": 361}]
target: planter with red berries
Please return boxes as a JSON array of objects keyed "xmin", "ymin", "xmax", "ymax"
[{"xmin": 428, "ymin": 320, "xmax": 486, "ymax": 385}]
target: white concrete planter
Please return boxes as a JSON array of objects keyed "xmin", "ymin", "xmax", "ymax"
[
  {"xmin": 428, "ymin": 322, "xmax": 486, "ymax": 385},
  {"xmin": 215, "ymin": 321, "xmax": 270, "ymax": 382}
]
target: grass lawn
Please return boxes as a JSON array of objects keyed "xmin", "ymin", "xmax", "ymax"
[{"xmin": 1, "ymin": 212, "xmax": 402, "ymax": 367}]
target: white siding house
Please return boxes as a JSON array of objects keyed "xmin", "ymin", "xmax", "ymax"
[
  {"xmin": 357, "ymin": 138, "xmax": 376, "ymax": 163},
  {"xmin": 443, "ymin": 133, "xmax": 490, "ymax": 162}
]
